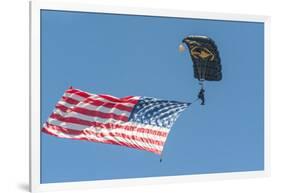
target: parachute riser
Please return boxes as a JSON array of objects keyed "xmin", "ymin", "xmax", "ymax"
[{"xmin": 197, "ymin": 58, "xmax": 210, "ymax": 105}]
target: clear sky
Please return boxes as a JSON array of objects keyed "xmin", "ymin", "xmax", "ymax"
[{"xmin": 40, "ymin": 10, "xmax": 264, "ymax": 183}]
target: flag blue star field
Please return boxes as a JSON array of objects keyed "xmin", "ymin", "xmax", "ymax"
[{"xmin": 42, "ymin": 87, "xmax": 189, "ymax": 155}]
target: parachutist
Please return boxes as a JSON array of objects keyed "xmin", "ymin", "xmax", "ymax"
[
  {"xmin": 180, "ymin": 35, "xmax": 222, "ymax": 106},
  {"xmin": 198, "ymin": 88, "xmax": 205, "ymax": 105}
]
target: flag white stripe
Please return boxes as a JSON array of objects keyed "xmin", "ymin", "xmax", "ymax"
[
  {"xmin": 77, "ymin": 102, "xmax": 131, "ymax": 116},
  {"xmin": 47, "ymin": 118, "xmax": 87, "ymax": 130},
  {"xmin": 52, "ymin": 109, "xmax": 127, "ymax": 123}
]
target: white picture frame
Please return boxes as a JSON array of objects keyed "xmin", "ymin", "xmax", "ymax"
[{"xmin": 29, "ymin": 0, "xmax": 270, "ymax": 192}]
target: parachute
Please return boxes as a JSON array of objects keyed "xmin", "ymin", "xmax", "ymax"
[{"xmin": 179, "ymin": 35, "xmax": 222, "ymax": 105}]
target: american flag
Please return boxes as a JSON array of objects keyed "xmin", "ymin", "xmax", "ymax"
[{"xmin": 42, "ymin": 87, "xmax": 189, "ymax": 155}]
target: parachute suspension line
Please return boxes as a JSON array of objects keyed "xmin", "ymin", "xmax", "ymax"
[
  {"xmin": 202, "ymin": 59, "xmax": 208, "ymax": 81},
  {"xmin": 197, "ymin": 62, "xmax": 202, "ymax": 81},
  {"xmin": 194, "ymin": 54, "xmax": 203, "ymax": 81},
  {"xmin": 198, "ymin": 80, "xmax": 205, "ymax": 105},
  {"xmin": 196, "ymin": 59, "xmax": 206, "ymax": 106},
  {"xmin": 197, "ymin": 58, "xmax": 209, "ymax": 106}
]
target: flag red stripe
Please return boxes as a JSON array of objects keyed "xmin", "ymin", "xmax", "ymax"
[
  {"xmin": 42, "ymin": 126, "xmax": 161, "ymax": 154},
  {"xmin": 55, "ymin": 104, "xmax": 68, "ymax": 112},
  {"xmin": 66, "ymin": 88, "xmax": 139, "ymax": 104},
  {"xmin": 61, "ymin": 96, "xmax": 78, "ymax": 105},
  {"xmin": 98, "ymin": 94, "xmax": 139, "ymax": 104},
  {"xmin": 61, "ymin": 96, "xmax": 134, "ymax": 112},
  {"xmin": 49, "ymin": 113, "xmax": 168, "ymax": 137},
  {"xmin": 83, "ymin": 98, "xmax": 134, "ymax": 112}
]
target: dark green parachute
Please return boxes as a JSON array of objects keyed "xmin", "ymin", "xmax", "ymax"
[{"xmin": 179, "ymin": 35, "xmax": 222, "ymax": 105}]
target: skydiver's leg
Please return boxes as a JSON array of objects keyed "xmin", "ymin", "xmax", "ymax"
[{"xmin": 201, "ymin": 96, "xmax": 205, "ymax": 105}]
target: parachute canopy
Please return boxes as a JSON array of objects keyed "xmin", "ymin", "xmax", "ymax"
[{"xmin": 180, "ymin": 35, "xmax": 222, "ymax": 81}]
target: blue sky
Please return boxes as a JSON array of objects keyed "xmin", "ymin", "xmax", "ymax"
[{"xmin": 40, "ymin": 10, "xmax": 264, "ymax": 183}]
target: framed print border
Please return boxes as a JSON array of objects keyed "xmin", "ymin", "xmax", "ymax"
[{"xmin": 29, "ymin": 0, "xmax": 270, "ymax": 192}]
